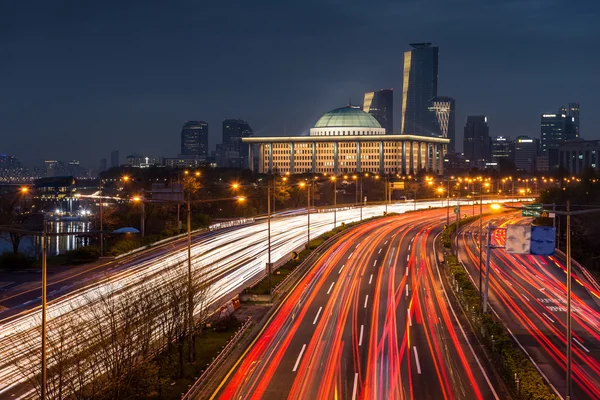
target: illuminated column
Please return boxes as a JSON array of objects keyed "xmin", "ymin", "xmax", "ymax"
[
  {"xmin": 439, "ymin": 144, "xmax": 445, "ymax": 175},
  {"xmin": 425, "ymin": 143, "xmax": 431, "ymax": 172},
  {"xmin": 311, "ymin": 142, "xmax": 316, "ymax": 173},
  {"xmin": 259, "ymin": 143, "xmax": 265, "ymax": 173},
  {"xmin": 357, "ymin": 142, "xmax": 362, "ymax": 172},
  {"xmin": 402, "ymin": 140, "xmax": 408, "ymax": 174},
  {"xmin": 417, "ymin": 142, "xmax": 423, "ymax": 172},
  {"xmin": 409, "ymin": 141, "xmax": 414, "ymax": 174},
  {"xmin": 334, "ymin": 142, "xmax": 339, "ymax": 175},
  {"xmin": 379, "ymin": 141, "xmax": 384, "ymax": 174},
  {"xmin": 248, "ymin": 143, "xmax": 254, "ymax": 172},
  {"xmin": 290, "ymin": 142, "xmax": 295, "ymax": 174},
  {"xmin": 268, "ymin": 143, "xmax": 273, "ymax": 173}
]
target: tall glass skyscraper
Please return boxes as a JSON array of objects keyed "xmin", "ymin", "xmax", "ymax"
[
  {"xmin": 463, "ymin": 116, "xmax": 490, "ymax": 163},
  {"xmin": 428, "ymin": 96, "xmax": 455, "ymax": 152},
  {"xmin": 363, "ymin": 89, "xmax": 393, "ymax": 134},
  {"xmin": 401, "ymin": 43, "xmax": 439, "ymax": 135},
  {"xmin": 218, "ymin": 119, "xmax": 253, "ymax": 167},
  {"xmin": 181, "ymin": 121, "xmax": 209, "ymax": 156}
]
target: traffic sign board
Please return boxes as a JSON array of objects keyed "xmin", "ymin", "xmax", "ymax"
[
  {"xmin": 453, "ymin": 206, "xmax": 460, "ymax": 214},
  {"xmin": 291, "ymin": 251, "xmax": 300, "ymax": 261},
  {"xmin": 522, "ymin": 203, "xmax": 543, "ymax": 217}
]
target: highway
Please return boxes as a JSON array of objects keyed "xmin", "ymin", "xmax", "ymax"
[
  {"xmin": 458, "ymin": 214, "xmax": 600, "ymax": 400},
  {"xmin": 0, "ymin": 200, "xmax": 496, "ymax": 398},
  {"xmin": 214, "ymin": 209, "xmax": 501, "ymax": 400}
]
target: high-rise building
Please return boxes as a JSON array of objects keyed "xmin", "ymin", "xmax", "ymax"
[
  {"xmin": 541, "ymin": 109, "xmax": 578, "ymax": 169},
  {"xmin": 568, "ymin": 102, "xmax": 580, "ymax": 137},
  {"xmin": 110, "ymin": 150, "xmax": 119, "ymax": 168},
  {"xmin": 491, "ymin": 136, "xmax": 513, "ymax": 163},
  {"xmin": 463, "ymin": 116, "xmax": 490, "ymax": 163},
  {"xmin": 514, "ymin": 136, "xmax": 538, "ymax": 174},
  {"xmin": 181, "ymin": 121, "xmax": 209, "ymax": 156},
  {"xmin": 219, "ymin": 119, "xmax": 253, "ymax": 168},
  {"xmin": 363, "ymin": 89, "xmax": 393, "ymax": 134},
  {"xmin": 428, "ymin": 96, "xmax": 455, "ymax": 151},
  {"xmin": 99, "ymin": 158, "xmax": 107, "ymax": 172},
  {"xmin": 401, "ymin": 43, "xmax": 439, "ymax": 136}
]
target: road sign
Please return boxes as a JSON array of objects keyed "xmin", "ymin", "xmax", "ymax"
[
  {"xmin": 506, "ymin": 225, "xmax": 555, "ymax": 255},
  {"xmin": 291, "ymin": 251, "xmax": 299, "ymax": 261},
  {"xmin": 522, "ymin": 203, "xmax": 543, "ymax": 217},
  {"xmin": 454, "ymin": 206, "xmax": 460, "ymax": 214},
  {"xmin": 390, "ymin": 182, "xmax": 405, "ymax": 190},
  {"xmin": 540, "ymin": 211, "xmax": 549, "ymax": 218}
]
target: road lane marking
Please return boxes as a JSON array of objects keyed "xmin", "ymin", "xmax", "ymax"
[
  {"xmin": 364, "ymin": 295, "xmax": 369, "ymax": 308},
  {"xmin": 327, "ymin": 282, "xmax": 335, "ymax": 295},
  {"xmin": 313, "ymin": 307, "xmax": 323, "ymax": 325},
  {"xmin": 358, "ymin": 325, "xmax": 364, "ymax": 346},
  {"xmin": 369, "ymin": 274, "xmax": 373, "ymax": 284},
  {"xmin": 521, "ymin": 294, "xmax": 530, "ymax": 302},
  {"xmin": 408, "ymin": 244, "xmax": 411, "ymax": 251},
  {"xmin": 348, "ymin": 252, "xmax": 353, "ymax": 259},
  {"xmin": 373, "ymin": 260, "xmax": 377, "ymax": 266},
  {"xmin": 384, "ymin": 240, "xmax": 388, "ymax": 245},
  {"xmin": 292, "ymin": 344, "xmax": 307, "ymax": 372},
  {"xmin": 406, "ymin": 284, "xmax": 409, "ymax": 297},
  {"xmin": 542, "ymin": 312, "xmax": 555, "ymax": 323},
  {"xmin": 339, "ymin": 265, "xmax": 345, "ymax": 274},
  {"xmin": 356, "ymin": 243, "xmax": 360, "ymax": 249},
  {"xmin": 413, "ymin": 346, "xmax": 421, "ymax": 374},
  {"xmin": 378, "ymin": 248, "xmax": 382, "ymax": 254},
  {"xmin": 408, "ymin": 309, "xmax": 412, "ymax": 326},
  {"xmin": 406, "ymin": 267, "xmax": 409, "ymax": 276},
  {"xmin": 573, "ymin": 338, "xmax": 590, "ymax": 353},
  {"xmin": 352, "ymin": 372, "xmax": 359, "ymax": 400},
  {"xmin": 406, "ymin": 255, "xmax": 410, "ymax": 262},
  {"xmin": 411, "ymin": 237, "xmax": 414, "ymax": 243}
]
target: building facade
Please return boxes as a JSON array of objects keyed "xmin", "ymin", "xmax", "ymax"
[
  {"xmin": 220, "ymin": 119, "xmax": 253, "ymax": 167},
  {"xmin": 541, "ymin": 110, "xmax": 578, "ymax": 169},
  {"xmin": 429, "ymin": 96, "xmax": 455, "ymax": 151},
  {"xmin": 401, "ymin": 43, "xmax": 439, "ymax": 136},
  {"xmin": 110, "ymin": 150, "xmax": 119, "ymax": 168},
  {"xmin": 463, "ymin": 116, "xmax": 490, "ymax": 163},
  {"xmin": 243, "ymin": 107, "xmax": 448, "ymax": 175},
  {"xmin": 558, "ymin": 139, "xmax": 600, "ymax": 175},
  {"xmin": 181, "ymin": 121, "xmax": 209, "ymax": 156},
  {"xmin": 491, "ymin": 136, "xmax": 513, "ymax": 163},
  {"xmin": 363, "ymin": 89, "xmax": 393, "ymax": 134},
  {"xmin": 514, "ymin": 136, "xmax": 538, "ymax": 174}
]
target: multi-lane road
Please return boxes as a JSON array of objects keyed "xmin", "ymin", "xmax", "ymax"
[
  {"xmin": 458, "ymin": 214, "xmax": 600, "ymax": 400},
  {"xmin": 214, "ymin": 209, "xmax": 503, "ymax": 400}
]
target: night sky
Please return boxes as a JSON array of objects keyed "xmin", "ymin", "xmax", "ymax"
[{"xmin": 2, "ymin": 0, "xmax": 599, "ymax": 167}]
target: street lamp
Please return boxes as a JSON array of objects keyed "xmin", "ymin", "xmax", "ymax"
[
  {"xmin": 299, "ymin": 181, "xmax": 310, "ymax": 249},
  {"xmin": 132, "ymin": 196, "xmax": 145, "ymax": 237},
  {"xmin": 330, "ymin": 176, "xmax": 337, "ymax": 228},
  {"xmin": 478, "ymin": 181, "xmax": 490, "ymax": 313}
]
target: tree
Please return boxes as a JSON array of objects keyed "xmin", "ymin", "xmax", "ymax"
[{"xmin": 0, "ymin": 190, "xmax": 30, "ymax": 254}]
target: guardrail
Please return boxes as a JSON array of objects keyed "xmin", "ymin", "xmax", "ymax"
[
  {"xmin": 555, "ymin": 248, "xmax": 600, "ymax": 294},
  {"xmin": 181, "ymin": 316, "xmax": 253, "ymax": 400}
]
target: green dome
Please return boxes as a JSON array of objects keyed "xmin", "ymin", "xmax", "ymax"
[{"xmin": 314, "ymin": 107, "xmax": 382, "ymax": 128}]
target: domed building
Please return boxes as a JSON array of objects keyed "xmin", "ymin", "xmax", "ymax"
[{"xmin": 243, "ymin": 105, "xmax": 449, "ymax": 175}]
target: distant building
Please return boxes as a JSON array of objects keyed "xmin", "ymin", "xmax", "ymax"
[
  {"xmin": 126, "ymin": 154, "xmax": 162, "ymax": 168},
  {"xmin": 218, "ymin": 119, "xmax": 253, "ymax": 168},
  {"xmin": 429, "ymin": 97, "xmax": 456, "ymax": 151},
  {"xmin": 163, "ymin": 156, "xmax": 208, "ymax": 169},
  {"xmin": 363, "ymin": 89, "xmax": 393, "ymax": 134},
  {"xmin": 535, "ymin": 156, "xmax": 549, "ymax": 173},
  {"xmin": 401, "ymin": 43, "xmax": 439, "ymax": 136},
  {"xmin": 99, "ymin": 158, "xmax": 107, "ymax": 172},
  {"xmin": 558, "ymin": 139, "xmax": 600, "ymax": 175},
  {"xmin": 569, "ymin": 102, "xmax": 580, "ymax": 137},
  {"xmin": 181, "ymin": 121, "xmax": 209, "ymax": 156},
  {"xmin": 34, "ymin": 176, "xmax": 78, "ymax": 213},
  {"xmin": 242, "ymin": 106, "xmax": 448, "ymax": 175},
  {"xmin": 110, "ymin": 150, "xmax": 119, "ymax": 168},
  {"xmin": 514, "ymin": 136, "xmax": 538, "ymax": 174},
  {"xmin": 491, "ymin": 136, "xmax": 513, "ymax": 163},
  {"xmin": 463, "ymin": 116, "xmax": 490, "ymax": 164},
  {"xmin": 541, "ymin": 108, "xmax": 578, "ymax": 170}
]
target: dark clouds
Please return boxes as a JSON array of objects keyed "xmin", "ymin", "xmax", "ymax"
[{"xmin": 1, "ymin": 0, "xmax": 599, "ymax": 166}]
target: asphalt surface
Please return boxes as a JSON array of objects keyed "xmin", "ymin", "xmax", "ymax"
[
  {"xmin": 214, "ymin": 209, "xmax": 500, "ymax": 400},
  {"xmin": 458, "ymin": 214, "xmax": 600, "ymax": 400}
]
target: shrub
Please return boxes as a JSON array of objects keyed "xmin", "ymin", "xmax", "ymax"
[
  {"xmin": 0, "ymin": 252, "xmax": 35, "ymax": 269},
  {"xmin": 66, "ymin": 246, "xmax": 100, "ymax": 264}
]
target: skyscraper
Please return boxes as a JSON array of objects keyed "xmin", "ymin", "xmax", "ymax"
[
  {"xmin": 428, "ymin": 96, "xmax": 456, "ymax": 151},
  {"xmin": 463, "ymin": 116, "xmax": 490, "ymax": 163},
  {"xmin": 401, "ymin": 43, "xmax": 438, "ymax": 135},
  {"xmin": 218, "ymin": 119, "xmax": 253, "ymax": 168},
  {"xmin": 514, "ymin": 136, "xmax": 538, "ymax": 174},
  {"xmin": 541, "ymin": 109, "xmax": 578, "ymax": 169},
  {"xmin": 491, "ymin": 136, "xmax": 514, "ymax": 163},
  {"xmin": 363, "ymin": 89, "xmax": 393, "ymax": 134},
  {"xmin": 110, "ymin": 150, "xmax": 119, "ymax": 168},
  {"xmin": 568, "ymin": 102, "xmax": 580, "ymax": 137},
  {"xmin": 181, "ymin": 121, "xmax": 209, "ymax": 156}
]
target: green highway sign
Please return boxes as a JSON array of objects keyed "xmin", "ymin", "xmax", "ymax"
[
  {"xmin": 522, "ymin": 203, "xmax": 543, "ymax": 217},
  {"xmin": 454, "ymin": 206, "xmax": 460, "ymax": 214}
]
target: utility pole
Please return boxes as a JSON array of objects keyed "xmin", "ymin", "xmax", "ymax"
[
  {"xmin": 99, "ymin": 180, "xmax": 103, "ymax": 257},
  {"xmin": 187, "ymin": 192, "xmax": 193, "ymax": 361},
  {"xmin": 267, "ymin": 179, "xmax": 272, "ymax": 294},
  {"xmin": 478, "ymin": 185, "xmax": 483, "ymax": 314},
  {"xmin": 307, "ymin": 183, "xmax": 311, "ymax": 248},
  {"xmin": 483, "ymin": 222, "xmax": 493, "ymax": 313},
  {"xmin": 332, "ymin": 176, "xmax": 337, "ymax": 228},
  {"xmin": 41, "ymin": 221, "xmax": 47, "ymax": 400},
  {"xmin": 446, "ymin": 179, "xmax": 451, "ymax": 227},
  {"xmin": 566, "ymin": 201, "xmax": 572, "ymax": 400}
]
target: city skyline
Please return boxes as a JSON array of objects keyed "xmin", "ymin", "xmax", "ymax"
[{"xmin": 2, "ymin": 1, "xmax": 599, "ymax": 166}]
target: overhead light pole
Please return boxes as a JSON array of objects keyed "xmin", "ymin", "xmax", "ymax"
[
  {"xmin": 300, "ymin": 181, "xmax": 310, "ymax": 248},
  {"xmin": 330, "ymin": 176, "xmax": 337, "ymax": 228}
]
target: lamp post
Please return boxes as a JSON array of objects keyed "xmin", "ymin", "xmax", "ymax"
[
  {"xmin": 99, "ymin": 179, "xmax": 104, "ymax": 256},
  {"xmin": 478, "ymin": 181, "xmax": 490, "ymax": 313},
  {"xmin": 300, "ymin": 181, "xmax": 310, "ymax": 249},
  {"xmin": 267, "ymin": 175, "xmax": 272, "ymax": 293},
  {"xmin": 331, "ymin": 176, "xmax": 337, "ymax": 227}
]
